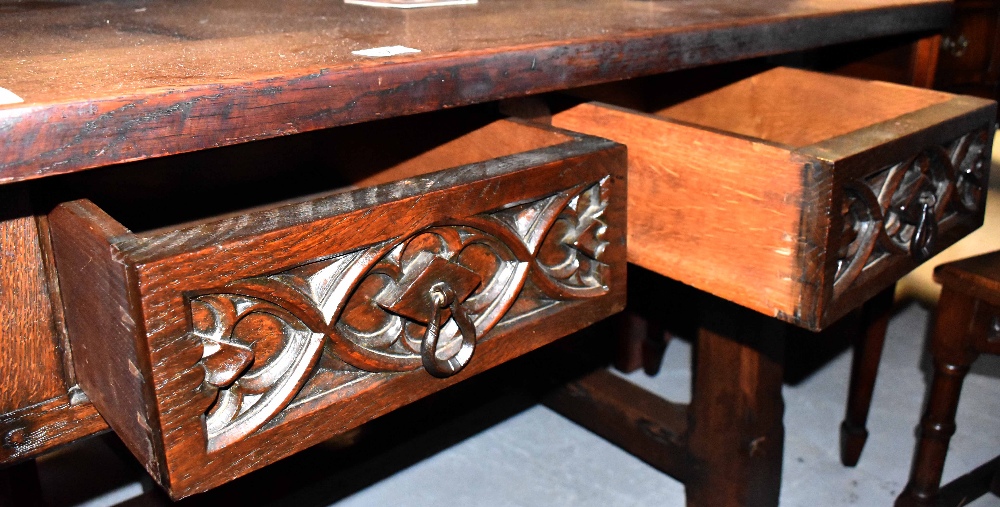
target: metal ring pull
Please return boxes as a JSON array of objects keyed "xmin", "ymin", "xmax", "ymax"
[
  {"xmin": 420, "ymin": 282, "xmax": 477, "ymax": 378},
  {"xmin": 910, "ymin": 196, "xmax": 937, "ymax": 262}
]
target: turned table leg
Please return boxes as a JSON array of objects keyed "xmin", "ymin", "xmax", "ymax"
[
  {"xmin": 896, "ymin": 290, "xmax": 980, "ymax": 507},
  {"xmin": 841, "ymin": 285, "xmax": 895, "ymax": 466},
  {"xmin": 687, "ymin": 296, "xmax": 786, "ymax": 507}
]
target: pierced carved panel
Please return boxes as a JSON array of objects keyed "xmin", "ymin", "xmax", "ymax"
[
  {"xmin": 191, "ymin": 178, "xmax": 612, "ymax": 451},
  {"xmin": 833, "ymin": 129, "xmax": 991, "ymax": 297}
]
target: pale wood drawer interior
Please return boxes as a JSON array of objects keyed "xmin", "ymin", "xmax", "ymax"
[{"xmin": 552, "ymin": 67, "xmax": 996, "ymax": 329}]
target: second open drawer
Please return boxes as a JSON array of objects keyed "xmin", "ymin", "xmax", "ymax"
[
  {"xmin": 48, "ymin": 115, "xmax": 626, "ymax": 498},
  {"xmin": 552, "ymin": 67, "xmax": 996, "ymax": 329}
]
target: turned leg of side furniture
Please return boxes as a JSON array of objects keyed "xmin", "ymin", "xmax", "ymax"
[
  {"xmin": 896, "ymin": 290, "xmax": 980, "ymax": 507},
  {"xmin": 0, "ymin": 459, "xmax": 45, "ymax": 507},
  {"xmin": 840, "ymin": 285, "xmax": 895, "ymax": 466},
  {"xmin": 614, "ymin": 310, "xmax": 652, "ymax": 373},
  {"xmin": 614, "ymin": 266, "xmax": 670, "ymax": 375},
  {"xmin": 686, "ymin": 296, "xmax": 786, "ymax": 507},
  {"xmin": 614, "ymin": 309, "xmax": 669, "ymax": 375}
]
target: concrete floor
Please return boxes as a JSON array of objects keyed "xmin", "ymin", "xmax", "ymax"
[{"xmin": 33, "ymin": 300, "xmax": 1000, "ymax": 507}]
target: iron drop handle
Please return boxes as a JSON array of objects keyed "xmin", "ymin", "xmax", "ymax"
[
  {"xmin": 910, "ymin": 201, "xmax": 937, "ymax": 263},
  {"xmin": 421, "ymin": 282, "xmax": 477, "ymax": 378}
]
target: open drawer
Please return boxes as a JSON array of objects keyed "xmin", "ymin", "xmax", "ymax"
[
  {"xmin": 47, "ymin": 114, "xmax": 626, "ymax": 498},
  {"xmin": 552, "ymin": 67, "xmax": 995, "ymax": 330}
]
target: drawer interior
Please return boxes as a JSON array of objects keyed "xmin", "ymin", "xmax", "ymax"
[
  {"xmin": 567, "ymin": 66, "xmax": 953, "ymax": 147},
  {"xmin": 37, "ymin": 105, "xmax": 571, "ymax": 232}
]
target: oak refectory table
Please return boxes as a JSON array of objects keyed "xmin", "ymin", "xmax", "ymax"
[{"xmin": 0, "ymin": 0, "xmax": 968, "ymax": 505}]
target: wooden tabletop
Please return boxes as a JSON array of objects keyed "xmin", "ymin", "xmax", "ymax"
[{"xmin": 0, "ymin": 0, "xmax": 949, "ymax": 184}]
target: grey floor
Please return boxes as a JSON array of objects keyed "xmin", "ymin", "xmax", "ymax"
[{"xmin": 34, "ymin": 301, "xmax": 1000, "ymax": 507}]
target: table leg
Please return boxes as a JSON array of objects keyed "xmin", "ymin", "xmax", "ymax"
[
  {"xmin": 687, "ymin": 296, "xmax": 786, "ymax": 507},
  {"xmin": 841, "ymin": 285, "xmax": 895, "ymax": 466}
]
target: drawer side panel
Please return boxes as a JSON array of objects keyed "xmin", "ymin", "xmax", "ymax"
[
  {"xmin": 553, "ymin": 103, "xmax": 810, "ymax": 320},
  {"xmin": 48, "ymin": 201, "xmax": 162, "ymax": 479}
]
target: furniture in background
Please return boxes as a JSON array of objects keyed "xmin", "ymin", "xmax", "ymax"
[
  {"xmin": 935, "ymin": 0, "xmax": 1000, "ymax": 107},
  {"xmin": 829, "ymin": 2, "xmax": 1000, "ymax": 466},
  {"xmin": 895, "ymin": 250, "xmax": 1000, "ymax": 507},
  {"xmin": 827, "ymin": 0, "xmax": 1000, "ymax": 108}
]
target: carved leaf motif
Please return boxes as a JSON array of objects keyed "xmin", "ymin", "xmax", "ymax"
[
  {"xmin": 194, "ymin": 294, "xmax": 326, "ymax": 451},
  {"xmin": 833, "ymin": 129, "xmax": 990, "ymax": 296},
  {"xmin": 191, "ymin": 179, "xmax": 612, "ymax": 450},
  {"xmin": 202, "ymin": 341, "xmax": 254, "ymax": 388}
]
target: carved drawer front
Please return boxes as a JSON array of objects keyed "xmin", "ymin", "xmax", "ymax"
[
  {"xmin": 552, "ymin": 67, "xmax": 995, "ymax": 330},
  {"xmin": 48, "ymin": 118, "xmax": 626, "ymax": 499}
]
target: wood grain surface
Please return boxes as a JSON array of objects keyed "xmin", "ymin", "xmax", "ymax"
[
  {"xmin": 48, "ymin": 119, "xmax": 628, "ymax": 498},
  {"xmin": 543, "ymin": 368, "xmax": 690, "ymax": 482},
  {"xmin": 0, "ymin": 392, "xmax": 107, "ymax": 465},
  {"xmin": 552, "ymin": 68, "xmax": 996, "ymax": 330},
  {"xmin": 0, "ymin": 0, "xmax": 950, "ymax": 184},
  {"xmin": 657, "ymin": 67, "xmax": 952, "ymax": 148},
  {"xmin": 934, "ymin": 249, "xmax": 1000, "ymax": 307},
  {"xmin": 896, "ymin": 282, "xmax": 1000, "ymax": 506},
  {"xmin": 0, "ymin": 186, "xmax": 65, "ymax": 413},
  {"xmin": 47, "ymin": 200, "xmax": 163, "ymax": 479},
  {"xmin": 687, "ymin": 296, "xmax": 786, "ymax": 507},
  {"xmin": 552, "ymin": 101, "xmax": 813, "ymax": 322},
  {"xmin": 0, "ymin": 186, "xmax": 111, "ymax": 466}
]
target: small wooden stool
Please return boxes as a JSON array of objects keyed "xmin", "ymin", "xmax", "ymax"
[{"xmin": 896, "ymin": 250, "xmax": 1000, "ymax": 507}]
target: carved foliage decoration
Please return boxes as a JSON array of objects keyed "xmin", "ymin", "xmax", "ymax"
[
  {"xmin": 190, "ymin": 178, "xmax": 612, "ymax": 451},
  {"xmin": 833, "ymin": 129, "xmax": 990, "ymax": 296}
]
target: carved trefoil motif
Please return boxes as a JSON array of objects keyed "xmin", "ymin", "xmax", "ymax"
[
  {"xmin": 833, "ymin": 129, "xmax": 991, "ymax": 296},
  {"xmin": 190, "ymin": 178, "xmax": 611, "ymax": 451}
]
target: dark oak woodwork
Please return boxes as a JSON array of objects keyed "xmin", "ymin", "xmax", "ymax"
[
  {"xmin": 935, "ymin": 0, "xmax": 1000, "ymax": 101},
  {"xmin": 932, "ymin": 456, "xmax": 1000, "ymax": 507},
  {"xmin": 0, "ymin": 186, "xmax": 109, "ymax": 466},
  {"xmin": 48, "ymin": 118, "xmax": 627, "ymax": 498},
  {"xmin": 612, "ymin": 264, "xmax": 670, "ymax": 375},
  {"xmin": 821, "ymin": 33, "xmax": 942, "ymax": 89},
  {"xmin": 912, "ymin": 35, "xmax": 943, "ymax": 89},
  {"xmin": 0, "ymin": 0, "xmax": 951, "ymax": 185},
  {"xmin": 687, "ymin": 297, "xmax": 786, "ymax": 507},
  {"xmin": 0, "ymin": 186, "xmax": 65, "ymax": 413},
  {"xmin": 542, "ymin": 68, "xmax": 997, "ymax": 507},
  {"xmin": 0, "ymin": 0, "xmax": 977, "ymax": 501},
  {"xmin": 840, "ymin": 285, "xmax": 895, "ymax": 466},
  {"xmin": 552, "ymin": 67, "xmax": 996, "ymax": 330},
  {"xmin": 897, "ymin": 251, "xmax": 1000, "ymax": 507},
  {"xmin": 0, "ymin": 392, "xmax": 107, "ymax": 466},
  {"xmin": 544, "ymin": 369, "xmax": 690, "ymax": 483},
  {"xmin": 545, "ymin": 293, "xmax": 787, "ymax": 507}
]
